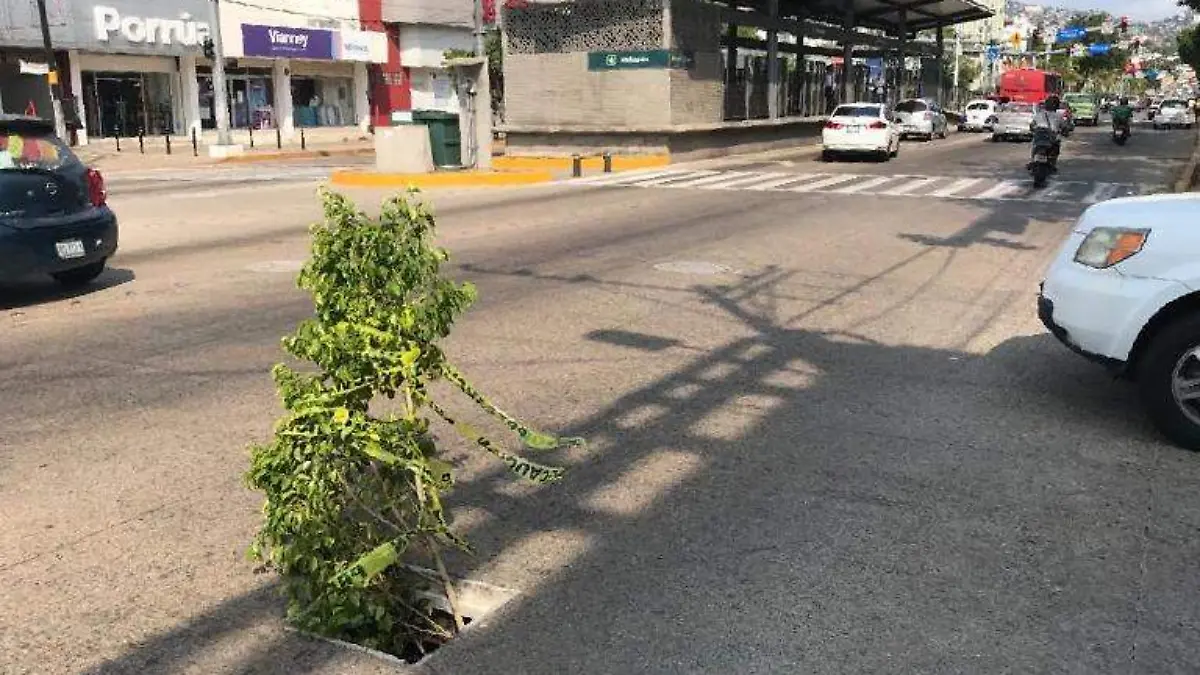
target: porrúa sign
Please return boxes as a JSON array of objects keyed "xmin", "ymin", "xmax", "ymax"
[{"xmin": 587, "ymin": 49, "xmax": 694, "ymax": 71}]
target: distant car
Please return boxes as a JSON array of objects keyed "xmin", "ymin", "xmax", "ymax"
[
  {"xmin": 821, "ymin": 103, "xmax": 901, "ymax": 162},
  {"xmin": 1154, "ymin": 99, "xmax": 1196, "ymax": 129},
  {"xmin": 959, "ymin": 99, "xmax": 998, "ymax": 132},
  {"xmin": 0, "ymin": 115, "xmax": 117, "ymax": 288},
  {"xmin": 894, "ymin": 98, "xmax": 948, "ymax": 141},
  {"xmin": 990, "ymin": 101, "xmax": 1037, "ymax": 142},
  {"xmin": 1063, "ymin": 92, "xmax": 1099, "ymax": 126},
  {"xmin": 1039, "ymin": 193, "xmax": 1200, "ymax": 450}
]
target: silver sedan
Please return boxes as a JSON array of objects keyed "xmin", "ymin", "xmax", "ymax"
[{"xmin": 990, "ymin": 102, "xmax": 1036, "ymax": 142}]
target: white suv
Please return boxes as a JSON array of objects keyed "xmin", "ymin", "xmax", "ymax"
[{"xmin": 1039, "ymin": 193, "xmax": 1200, "ymax": 449}]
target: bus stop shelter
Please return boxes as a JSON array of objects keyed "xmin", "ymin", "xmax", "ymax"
[{"xmin": 500, "ymin": 0, "xmax": 992, "ymax": 159}]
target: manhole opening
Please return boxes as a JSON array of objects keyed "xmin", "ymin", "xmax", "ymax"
[{"xmin": 653, "ymin": 260, "xmax": 733, "ymax": 276}]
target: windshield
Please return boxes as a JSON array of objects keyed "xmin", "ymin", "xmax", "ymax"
[
  {"xmin": 1064, "ymin": 94, "xmax": 1092, "ymax": 103},
  {"xmin": 895, "ymin": 100, "xmax": 928, "ymax": 113},
  {"xmin": 1162, "ymin": 100, "xmax": 1186, "ymax": 109},
  {"xmin": 967, "ymin": 102, "xmax": 990, "ymax": 111},
  {"xmin": 832, "ymin": 105, "xmax": 881, "ymax": 118},
  {"xmin": 0, "ymin": 130, "xmax": 79, "ymax": 172},
  {"xmin": 1000, "ymin": 103, "xmax": 1034, "ymax": 114}
]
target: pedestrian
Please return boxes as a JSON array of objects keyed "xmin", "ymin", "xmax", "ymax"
[{"xmin": 823, "ymin": 65, "xmax": 837, "ymax": 114}]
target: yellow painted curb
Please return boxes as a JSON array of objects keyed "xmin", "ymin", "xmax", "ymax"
[
  {"xmin": 219, "ymin": 148, "xmax": 374, "ymax": 164},
  {"xmin": 330, "ymin": 169, "xmax": 556, "ymax": 188},
  {"xmin": 493, "ymin": 155, "xmax": 670, "ymax": 172}
]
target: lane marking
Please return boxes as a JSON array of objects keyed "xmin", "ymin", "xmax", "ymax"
[
  {"xmin": 639, "ymin": 170, "xmax": 725, "ymax": 186},
  {"xmin": 656, "ymin": 171, "xmax": 754, "ymax": 188},
  {"xmin": 1082, "ymin": 182, "xmax": 1120, "ymax": 204},
  {"xmin": 573, "ymin": 169, "xmax": 689, "ymax": 185},
  {"xmin": 975, "ymin": 180, "xmax": 1029, "ymax": 200},
  {"xmin": 1031, "ymin": 180, "xmax": 1086, "ymax": 202}
]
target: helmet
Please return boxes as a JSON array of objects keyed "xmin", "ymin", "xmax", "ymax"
[{"xmin": 1043, "ymin": 95, "xmax": 1060, "ymax": 111}]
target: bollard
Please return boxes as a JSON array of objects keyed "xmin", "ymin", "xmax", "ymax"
[
  {"xmin": 165, "ymin": 132, "xmax": 172, "ymax": 155},
  {"xmin": 276, "ymin": 125, "xmax": 282, "ymax": 150},
  {"xmin": 115, "ymin": 134, "xmax": 121, "ymax": 152},
  {"xmin": 248, "ymin": 124, "xmax": 255, "ymax": 149},
  {"xmin": 192, "ymin": 127, "xmax": 198, "ymax": 157},
  {"xmin": 138, "ymin": 130, "xmax": 144, "ymax": 154},
  {"xmin": 300, "ymin": 127, "xmax": 306, "ymax": 150},
  {"xmin": 603, "ymin": 152, "xmax": 613, "ymax": 173},
  {"xmin": 572, "ymin": 154, "xmax": 582, "ymax": 178}
]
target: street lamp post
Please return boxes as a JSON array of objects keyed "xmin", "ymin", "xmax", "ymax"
[
  {"xmin": 34, "ymin": 0, "xmax": 66, "ymax": 139},
  {"xmin": 207, "ymin": 0, "xmax": 234, "ymax": 147}
]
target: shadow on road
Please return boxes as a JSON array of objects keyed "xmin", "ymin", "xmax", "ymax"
[{"xmin": 0, "ymin": 267, "xmax": 135, "ymax": 311}]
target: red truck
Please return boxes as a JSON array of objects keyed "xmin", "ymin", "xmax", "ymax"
[{"xmin": 998, "ymin": 69, "xmax": 1064, "ymax": 104}]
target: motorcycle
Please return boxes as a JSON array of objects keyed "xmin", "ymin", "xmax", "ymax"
[
  {"xmin": 1028, "ymin": 128, "xmax": 1058, "ymax": 188},
  {"xmin": 1112, "ymin": 120, "xmax": 1131, "ymax": 145}
]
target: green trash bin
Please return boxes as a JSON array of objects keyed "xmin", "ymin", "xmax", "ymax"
[{"xmin": 412, "ymin": 110, "xmax": 462, "ymax": 167}]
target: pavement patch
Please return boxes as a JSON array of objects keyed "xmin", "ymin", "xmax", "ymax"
[{"xmin": 653, "ymin": 261, "xmax": 735, "ymax": 276}]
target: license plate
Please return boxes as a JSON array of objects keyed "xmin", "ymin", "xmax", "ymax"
[
  {"xmin": 846, "ymin": 126, "xmax": 861, "ymax": 133},
  {"xmin": 1034, "ymin": 153, "xmax": 1048, "ymax": 162},
  {"xmin": 55, "ymin": 239, "xmax": 85, "ymax": 260}
]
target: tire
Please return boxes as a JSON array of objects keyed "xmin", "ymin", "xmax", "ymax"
[
  {"xmin": 890, "ymin": 139, "xmax": 899, "ymax": 158},
  {"xmin": 821, "ymin": 150, "xmax": 835, "ymax": 162},
  {"xmin": 991, "ymin": 134, "xmax": 1001, "ymax": 143},
  {"xmin": 51, "ymin": 260, "xmax": 106, "ymax": 288},
  {"xmin": 1031, "ymin": 164, "xmax": 1050, "ymax": 188},
  {"xmin": 1138, "ymin": 312, "xmax": 1200, "ymax": 450}
]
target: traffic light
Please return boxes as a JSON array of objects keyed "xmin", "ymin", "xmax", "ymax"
[{"xmin": 202, "ymin": 37, "xmax": 215, "ymax": 60}]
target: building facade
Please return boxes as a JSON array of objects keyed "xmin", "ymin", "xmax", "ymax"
[{"xmin": 0, "ymin": 0, "xmax": 387, "ymax": 144}]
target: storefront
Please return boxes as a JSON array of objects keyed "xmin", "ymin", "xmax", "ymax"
[{"xmin": 70, "ymin": 0, "xmax": 212, "ymax": 143}]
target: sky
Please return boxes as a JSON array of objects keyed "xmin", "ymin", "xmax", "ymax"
[{"xmin": 1022, "ymin": 0, "xmax": 1182, "ymax": 21}]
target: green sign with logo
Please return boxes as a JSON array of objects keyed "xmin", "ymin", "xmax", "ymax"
[{"xmin": 588, "ymin": 49, "xmax": 694, "ymax": 71}]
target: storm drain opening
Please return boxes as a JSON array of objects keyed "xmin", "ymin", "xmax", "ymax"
[{"xmin": 291, "ymin": 573, "xmax": 518, "ymax": 667}]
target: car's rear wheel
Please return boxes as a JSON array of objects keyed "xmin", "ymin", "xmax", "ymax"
[
  {"xmin": 52, "ymin": 260, "xmax": 106, "ymax": 288},
  {"xmin": 821, "ymin": 150, "xmax": 836, "ymax": 162},
  {"xmin": 1139, "ymin": 313, "xmax": 1200, "ymax": 450}
]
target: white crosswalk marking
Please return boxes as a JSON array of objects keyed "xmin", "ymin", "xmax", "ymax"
[
  {"xmin": 659, "ymin": 171, "xmax": 752, "ymax": 188},
  {"xmin": 789, "ymin": 174, "xmax": 861, "ymax": 192},
  {"xmin": 832, "ymin": 175, "xmax": 898, "ymax": 194},
  {"xmin": 1082, "ymin": 182, "xmax": 1120, "ymax": 204},
  {"xmin": 880, "ymin": 176, "xmax": 940, "ymax": 196},
  {"xmin": 709, "ymin": 172, "xmax": 793, "ymax": 190},
  {"xmin": 929, "ymin": 177, "xmax": 985, "ymax": 198},
  {"xmin": 975, "ymin": 180, "xmax": 1028, "ymax": 200},
  {"xmin": 565, "ymin": 169, "xmax": 1163, "ymax": 206},
  {"xmin": 743, "ymin": 173, "xmax": 824, "ymax": 191},
  {"xmin": 641, "ymin": 170, "xmax": 725, "ymax": 186}
]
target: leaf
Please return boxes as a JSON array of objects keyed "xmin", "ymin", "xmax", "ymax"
[
  {"xmin": 354, "ymin": 541, "xmax": 398, "ymax": 580},
  {"xmin": 520, "ymin": 429, "xmax": 588, "ymax": 452},
  {"xmin": 363, "ymin": 441, "xmax": 402, "ymax": 465},
  {"xmin": 427, "ymin": 459, "xmax": 455, "ymax": 487}
]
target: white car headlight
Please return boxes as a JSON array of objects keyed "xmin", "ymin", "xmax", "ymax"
[{"xmin": 1074, "ymin": 227, "xmax": 1150, "ymax": 268}]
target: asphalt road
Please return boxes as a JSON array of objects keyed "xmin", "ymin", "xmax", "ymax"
[{"xmin": 2, "ymin": 123, "xmax": 1199, "ymax": 674}]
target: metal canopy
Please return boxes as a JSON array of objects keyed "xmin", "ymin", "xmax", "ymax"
[{"xmin": 734, "ymin": 0, "xmax": 993, "ymax": 34}]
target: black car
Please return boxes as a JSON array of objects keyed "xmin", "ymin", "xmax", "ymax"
[{"xmin": 0, "ymin": 115, "xmax": 117, "ymax": 288}]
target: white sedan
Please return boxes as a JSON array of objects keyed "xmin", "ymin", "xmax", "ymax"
[
  {"xmin": 1153, "ymin": 99, "xmax": 1196, "ymax": 129},
  {"xmin": 959, "ymin": 99, "xmax": 998, "ymax": 132},
  {"xmin": 821, "ymin": 103, "xmax": 901, "ymax": 162},
  {"xmin": 1039, "ymin": 193, "xmax": 1200, "ymax": 449}
]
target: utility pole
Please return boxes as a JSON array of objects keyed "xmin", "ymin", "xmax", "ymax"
[
  {"xmin": 474, "ymin": 0, "xmax": 486, "ymax": 56},
  {"xmin": 34, "ymin": 0, "xmax": 66, "ymax": 139},
  {"xmin": 953, "ymin": 33, "xmax": 961, "ymax": 104},
  {"xmin": 207, "ymin": 0, "xmax": 234, "ymax": 146}
]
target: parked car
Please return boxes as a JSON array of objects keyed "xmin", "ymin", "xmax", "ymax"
[
  {"xmin": 1039, "ymin": 193, "xmax": 1200, "ymax": 450},
  {"xmin": 821, "ymin": 103, "xmax": 901, "ymax": 162},
  {"xmin": 959, "ymin": 99, "xmax": 998, "ymax": 132},
  {"xmin": 1153, "ymin": 99, "xmax": 1196, "ymax": 129},
  {"xmin": 0, "ymin": 115, "xmax": 117, "ymax": 288},
  {"xmin": 894, "ymin": 98, "xmax": 948, "ymax": 141},
  {"xmin": 990, "ymin": 101, "xmax": 1036, "ymax": 142}
]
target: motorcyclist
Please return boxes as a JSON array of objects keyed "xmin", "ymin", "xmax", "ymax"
[
  {"xmin": 1030, "ymin": 95, "xmax": 1064, "ymax": 171},
  {"xmin": 1112, "ymin": 96, "xmax": 1134, "ymax": 132}
]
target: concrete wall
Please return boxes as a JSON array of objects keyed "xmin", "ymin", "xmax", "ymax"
[
  {"xmin": 399, "ymin": 25, "xmax": 474, "ymax": 68},
  {"xmin": 504, "ymin": 52, "xmax": 671, "ymax": 128},
  {"xmin": 667, "ymin": 0, "xmax": 724, "ymax": 125},
  {"xmin": 381, "ymin": 0, "xmax": 472, "ymax": 28}
]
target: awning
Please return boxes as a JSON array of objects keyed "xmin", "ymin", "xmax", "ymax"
[{"xmin": 739, "ymin": 0, "xmax": 994, "ymax": 35}]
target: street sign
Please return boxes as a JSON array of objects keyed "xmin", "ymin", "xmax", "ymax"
[
  {"xmin": 587, "ymin": 49, "xmax": 693, "ymax": 71},
  {"xmin": 1088, "ymin": 43, "xmax": 1111, "ymax": 56},
  {"xmin": 1056, "ymin": 26, "xmax": 1087, "ymax": 42},
  {"xmin": 986, "ymin": 45, "xmax": 1001, "ymax": 62}
]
